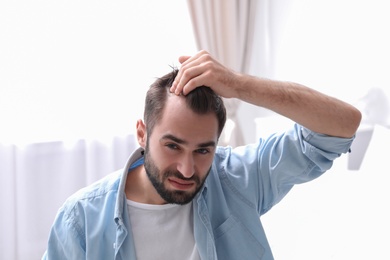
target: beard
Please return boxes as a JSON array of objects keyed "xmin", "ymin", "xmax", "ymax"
[{"xmin": 144, "ymin": 142, "xmax": 210, "ymax": 205}]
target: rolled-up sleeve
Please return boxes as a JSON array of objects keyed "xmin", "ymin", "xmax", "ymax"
[{"xmin": 218, "ymin": 123, "xmax": 355, "ymax": 215}]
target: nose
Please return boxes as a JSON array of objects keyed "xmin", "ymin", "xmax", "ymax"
[{"xmin": 177, "ymin": 153, "xmax": 195, "ymax": 178}]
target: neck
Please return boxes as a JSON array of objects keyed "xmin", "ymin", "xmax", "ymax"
[{"xmin": 125, "ymin": 165, "xmax": 166, "ymax": 205}]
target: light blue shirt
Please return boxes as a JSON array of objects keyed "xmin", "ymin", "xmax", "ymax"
[{"xmin": 43, "ymin": 124, "xmax": 354, "ymax": 259}]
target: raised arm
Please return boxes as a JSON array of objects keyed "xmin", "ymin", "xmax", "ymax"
[{"xmin": 171, "ymin": 50, "xmax": 361, "ymax": 138}]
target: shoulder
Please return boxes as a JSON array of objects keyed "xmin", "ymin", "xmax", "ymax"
[
  {"xmin": 46, "ymin": 170, "xmax": 124, "ymax": 251},
  {"xmin": 213, "ymin": 141, "xmax": 263, "ymax": 169},
  {"xmin": 59, "ymin": 169, "xmax": 123, "ymax": 219}
]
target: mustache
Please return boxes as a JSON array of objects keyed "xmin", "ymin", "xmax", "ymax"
[{"xmin": 164, "ymin": 169, "xmax": 200, "ymax": 184}]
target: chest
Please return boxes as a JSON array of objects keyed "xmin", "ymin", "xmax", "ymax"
[{"xmin": 127, "ymin": 200, "xmax": 200, "ymax": 260}]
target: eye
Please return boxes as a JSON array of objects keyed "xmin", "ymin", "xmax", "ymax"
[
  {"xmin": 196, "ymin": 148, "xmax": 210, "ymax": 155},
  {"xmin": 166, "ymin": 143, "xmax": 179, "ymax": 150}
]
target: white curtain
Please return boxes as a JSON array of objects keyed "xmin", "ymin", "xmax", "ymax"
[{"xmin": 0, "ymin": 135, "xmax": 137, "ymax": 260}]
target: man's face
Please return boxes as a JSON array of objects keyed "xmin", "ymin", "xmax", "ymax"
[{"xmin": 143, "ymin": 95, "xmax": 219, "ymax": 205}]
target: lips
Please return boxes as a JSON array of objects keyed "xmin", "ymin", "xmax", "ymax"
[{"xmin": 168, "ymin": 177, "xmax": 195, "ymax": 190}]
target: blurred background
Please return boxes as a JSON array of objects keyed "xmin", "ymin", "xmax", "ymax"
[{"xmin": 1, "ymin": 0, "xmax": 389, "ymax": 259}]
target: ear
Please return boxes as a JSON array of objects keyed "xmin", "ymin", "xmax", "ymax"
[{"xmin": 136, "ymin": 119, "xmax": 147, "ymax": 148}]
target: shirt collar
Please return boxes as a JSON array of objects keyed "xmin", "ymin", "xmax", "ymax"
[{"xmin": 114, "ymin": 146, "xmax": 144, "ymax": 225}]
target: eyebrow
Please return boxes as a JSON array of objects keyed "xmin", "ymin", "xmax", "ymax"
[{"xmin": 161, "ymin": 134, "xmax": 216, "ymax": 148}]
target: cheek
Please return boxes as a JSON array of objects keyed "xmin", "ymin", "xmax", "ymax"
[{"xmin": 153, "ymin": 146, "xmax": 178, "ymax": 169}]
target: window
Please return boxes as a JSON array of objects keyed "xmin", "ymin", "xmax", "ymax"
[{"xmin": 0, "ymin": 0, "xmax": 196, "ymax": 144}]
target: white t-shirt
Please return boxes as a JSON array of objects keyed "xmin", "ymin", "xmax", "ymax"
[{"xmin": 127, "ymin": 200, "xmax": 201, "ymax": 260}]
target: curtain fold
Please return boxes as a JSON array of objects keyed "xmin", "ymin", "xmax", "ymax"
[
  {"xmin": 187, "ymin": 0, "xmax": 259, "ymax": 147},
  {"xmin": 0, "ymin": 144, "xmax": 17, "ymax": 259},
  {"xmin": 0, "ymin": 135, "xmax": 137, "ymax": 260}
]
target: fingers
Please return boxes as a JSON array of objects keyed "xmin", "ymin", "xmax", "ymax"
[
  {"xmin": 171, "ymin": 50, "xmax": 212, "ymax": 95},
  {"xmin": 171, "ymin": 64, "xmax": 204, "ymax": 95}
]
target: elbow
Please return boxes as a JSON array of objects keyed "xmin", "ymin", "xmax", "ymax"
[{"xmin": 347, "ymin": 107, "xmax": 363, "ymax": 137}]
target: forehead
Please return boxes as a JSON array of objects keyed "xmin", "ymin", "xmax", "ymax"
[{"xmin": 153, "ymin": 94, "xmax": 219, "ymax": 142}]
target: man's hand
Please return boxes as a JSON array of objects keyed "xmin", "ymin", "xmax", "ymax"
[{"xmin": 170, "ymin": 50, "xmax": 238, "ymax": 98}]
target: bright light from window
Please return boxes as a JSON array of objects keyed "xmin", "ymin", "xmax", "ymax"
[{"xmin": 0, "ymin": 0, "xmax": 196, "ymax": 144}]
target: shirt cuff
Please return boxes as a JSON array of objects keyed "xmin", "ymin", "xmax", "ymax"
[{"xmin": 300, "ymin": 125, "xmax": 355, "ymax": 154}]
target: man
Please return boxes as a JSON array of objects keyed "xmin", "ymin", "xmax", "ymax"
[{"xmin": 43, "ymin": 50, "xmax": 361, "ymax": 259}]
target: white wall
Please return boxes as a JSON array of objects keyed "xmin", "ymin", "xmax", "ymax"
[
  {"xmin": 261, "ymin": 124, "xmax": 390, "ymax": 259},
  {"xmin": 254, "ymin": 1, "xmax": 390, "ymax": 258},
  {"xmin": 274, "ymin": 0, "xmax": 390, "ymax": 103}
]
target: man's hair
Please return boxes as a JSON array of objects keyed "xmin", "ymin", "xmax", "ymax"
[{"xmin": 144, "ymin": 69, "xmax": 226, "ymax": 138}]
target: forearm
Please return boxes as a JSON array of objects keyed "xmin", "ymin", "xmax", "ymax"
[
  {"xmin": 233, "ymin": 73, "xmax": 362, "ymax": 138},
  {"xmin": 172, "ymin": 50, "xmax": 362, "ymax": 138}
]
